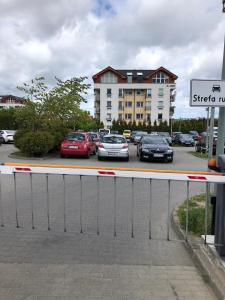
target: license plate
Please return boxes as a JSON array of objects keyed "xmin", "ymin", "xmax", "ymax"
[
  {"xmin": 154, "ymin": 153, "xmax": 163, "ymax": 157},
  {"xmin": 108, "ymin": 152, "xmax": 117, "ymax": 156},
  {"xmin": 69, "ymin": 145, "xmax": 78, "ymax": 149}
]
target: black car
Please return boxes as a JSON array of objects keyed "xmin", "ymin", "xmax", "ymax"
[
  {"xmin": 157, "ymin": 132, "xmax": 172, "ymax": 145},
  {"xmin": 174, "ymin": 134, "xmax": 194, "ymax": 146},
  {"xmin": 137, "ymin": 135, "xmax": 173, "ymax": 162}
]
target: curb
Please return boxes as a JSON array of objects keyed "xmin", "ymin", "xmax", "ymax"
[{"xmin": 172, "ymin": 207, "xmax": 225, "ymax": 300}]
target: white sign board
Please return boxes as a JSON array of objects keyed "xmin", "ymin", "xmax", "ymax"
[{"xmin": 190, "ymin": 79, "xmax": 225, "ymax": 107}]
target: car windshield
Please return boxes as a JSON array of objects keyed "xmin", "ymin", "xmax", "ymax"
[
  {"xmin": 102, "ymin": 136, "xmax": 126, "ymax": 144},
  {"xmin": 158, "ymin": 132, "xmax": 169, "ymax": 137},
  {"xmin": 6, "ymin": 130, "xmax": 15, "ymax": 134},
  {"xmin": 142, "ymin": 137, "xmax": 167, "ymax": 145},
  {"xmin": 136, "ymin": 132, "xmax": 147, "ymax": 137},
  {"xmin": 124, "ymin": 130, "xmax": 131, "ymax": 133},
  {"xmin": 65, "ymin": 133, "xmax": 85, "ymax": 141},
  {"xmin": 181, "ymin": 134, "xmax": 192, "ymax": 139}
]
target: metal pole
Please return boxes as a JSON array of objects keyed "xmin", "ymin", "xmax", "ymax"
[
  {"xmin": 208, "ymin": 107, "xmax": 215, "ymax": 159},
  {"xmin": 216, "ymin": 34, "xmax": 225, "ymax": 162},
  {"xmin": 205, "ymin": 108, "xmax": 210, "ymax": 154}
]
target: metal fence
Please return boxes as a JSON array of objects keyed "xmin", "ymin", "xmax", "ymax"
[{"xmin": 0, "ymin": 163, "xmax": 224, "ymax": 245}]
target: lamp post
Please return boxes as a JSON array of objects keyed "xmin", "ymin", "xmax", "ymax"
[{"xmin": 216, "ymin": 1, "xmax": 225, "ymax": 160}]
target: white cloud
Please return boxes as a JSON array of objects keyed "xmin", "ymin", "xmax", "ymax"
[{"xmin": 0, "ymin": 0, "xmax": 225, "ymax": 118}]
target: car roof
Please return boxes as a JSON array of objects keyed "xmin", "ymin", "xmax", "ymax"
[{"xmin": 103, "ymin": 134, "xmax": 124, "ymax": 137}]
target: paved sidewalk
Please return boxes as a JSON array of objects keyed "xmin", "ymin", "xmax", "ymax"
[
  {"xmin": 0, "ymin": 229, "xmax": 217, "ymax": 300},
  {"xmin": 0, "ymin": 263, "xmax": 216, "ymax": 300}
]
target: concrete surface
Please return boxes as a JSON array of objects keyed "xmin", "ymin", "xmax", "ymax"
[{"xmin": 0, "ymin": 144, "xmax": 218, "ymax": 299}]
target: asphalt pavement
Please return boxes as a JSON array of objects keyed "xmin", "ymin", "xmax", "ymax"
[{"xmin": 0, "ymin": 144, "xmax": 217, "ymax": 299}]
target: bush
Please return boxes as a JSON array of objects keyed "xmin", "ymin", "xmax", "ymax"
[
  {"xmin": 177, "ymin": 194, "xmax": 212, "ymax": 235},
  {"xmin": 15, "ymin": 131, "xmax": 54, "ymax": 156}
]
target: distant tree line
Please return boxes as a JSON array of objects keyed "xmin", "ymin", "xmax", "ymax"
[{"xmin": 111, "ymin": 118, "xmax": 215, "ymax": 134}]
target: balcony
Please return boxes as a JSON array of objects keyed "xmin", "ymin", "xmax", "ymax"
[
  {"xmin": 106, "ymin": 117, "xmax": 112, "ymax": 122},
  {"xmin": 95, "ymin": 108, "xmax": 100, "ymax": 113},
  {"xmin": 106, "ymin": 106, "xmax": 112, "ymax": 110},
  {"xmin": 157, "ymin": 105, "xmax": 164, "ymax": 109},
  {"xmin": 118, "ymin": 106, "xmax": 124, "ymax": 111},
  {"xmin": 145, "ymin": 106, "xmax": 151, "ymax": 111},
  {"xmin": 170, "ymin": 95, "xmax": 175, "ymax": 102}
]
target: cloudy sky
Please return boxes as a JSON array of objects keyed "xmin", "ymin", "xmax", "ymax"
[{"xmin": 0, "ymin": 0, "xmax": 225, "ymax": 118}]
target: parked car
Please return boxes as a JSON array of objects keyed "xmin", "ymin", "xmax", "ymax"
[
  {"xmin": 172, "ymin": 132, "xmax": 182, "ymax": 143},
  {"xmin": 157, "ymin": 132, "xmax": 172, "ymax": 145},
  {"xmin": 98, "ymin": 134, "xmax": 129, "ymax": 161},
  {"xmin": 0, "ymin": 130, "xmax": 16, "ymax": 143},
  {"xmin": 133, "ymin": 131, "xmax": 148, "ymax": 145},
  {"xmin": 195, "ymin": 133, "xmax": 217, "ymax": 154},
  {"xmin": 188, "ymin": 131, "xmax": 200, "ymax": 141},
  {"xmin": 60, "ymin": 132, "xmax": 96, "ymax": 158},
  {"xmin": 137, "ymin": 135, "xmax": 173, "ymax": 162},
  {"xmin": 90, "ymin": 132, "xmax": 100, "ymax": 149},
  {"xmin": 174, "ymin": 134, "xmax": 195, "ymax": 146},
  {"xmin": 130, "ymin": 131, "xmax": 138, "ymax": 142},
  {"xmin": 123, "ymin": 130, "xmax": 131, "ymax": 141}
]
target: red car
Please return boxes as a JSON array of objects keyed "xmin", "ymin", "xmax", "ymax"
[{"xmin": 60, "ymin": 132, "xmax": 96, "ymax": 158}]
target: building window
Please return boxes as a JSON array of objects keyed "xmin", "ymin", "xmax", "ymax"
[
  {"xmin": 106, "ymin": 113, "xmax": 112, "ymax": 121},
  {"xmin": 125, "ymin": 101, "xmax": 132, "ymax": 108},
  {"xmin": 118, "ymin": 114, "xmax": 123, "ymax": 120},
  {"xmin": 125, "ymin": 113, "xmax": 132, "ymax": 120},
  {"xmin": 127, "ymin": 75, "xmax": 132, "ymax": 83},
  {"xmin": 147, "ymin": 114, "xmax": 151, "ymax": 121},
  {"xmin": 152, "ymin": 72, "xmax": 169, "ymax": 84},
  {"xmin": 136, "ymin": 102, "xmax": 144, "ymax": 108},
  {"xmin": 101, "ymin": 72, "xmax": 118, "ymax": 83},
  {"xmin": 158, "ymin": 88, "xmax": 164, "ymax": 97},
  {"xmin": 158, "ymin": 101, "xmax": 164, "ymax": 109},
  {"xmin": 125, "ymin": 89, "xmax": 132, "ymax": 95},
  {"xmin": 146, "ymin": 89, "xmax": 152, "ymax": 98},
  {"xmin": 136, "ymin": 114, "xmax": 143, "ymax": 120},
  {"xmin": 107, "ymin": 89, "xmax": 111, "ymax": 97},
  {"xmin": 119, "ymin": 89, "xmax": 123, "ymax": 97},
  {"xmin": 118, "ymin": 101, "xmax": 123, "ymax": 110},
  {"xmin": 107, "ymin": 101, "xmax": 112, "ymax": 108},
  {"xmin": 158, "ymin": 113, "xmax": 163, "ymax": 121}
]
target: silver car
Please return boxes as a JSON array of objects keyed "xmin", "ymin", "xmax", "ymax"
[{"xmin": 98, "ymin": 134, "xmax": 129, "ymax": 161}]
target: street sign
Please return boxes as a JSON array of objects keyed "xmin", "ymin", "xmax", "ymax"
[{"xmin": 190, "ymin": 79, "xmax": 225, "ymax": 107}]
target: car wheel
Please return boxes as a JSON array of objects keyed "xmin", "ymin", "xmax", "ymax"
[
  {"xmin": 92, "ymin": 149, "xmax": 96, "ymax": 155},
  {"xmin": 125, "ymin": 156, "xmax": 129, "ymax": 162},
  {"xmin": 139, "ymin": 152, "xmax": 144, "ymax": 161},
  {"xmin": 60, "ymin": 153, "xmax": 65, "ymax": 158},
  {"xmin": 98, "ymin": 156, "xmax": 103, "ymax": 161}
]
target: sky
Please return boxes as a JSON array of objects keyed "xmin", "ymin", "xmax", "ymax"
[{"xmin": 0, "ymin": 0, "xmax": 225, "ymax": 119}]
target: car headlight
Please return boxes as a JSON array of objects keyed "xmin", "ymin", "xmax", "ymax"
[
  {"xmin": 142, "ymin": 148, "xmax": 149, "ymax": 153},
  {"xmin": 166, "ymin": 149, "xmax": 173, "ymax": 154}
]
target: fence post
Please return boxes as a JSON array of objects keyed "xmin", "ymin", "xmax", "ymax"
[{"xmin": 215, "ymin": 155, "xmax": 225, "ymax": 255}]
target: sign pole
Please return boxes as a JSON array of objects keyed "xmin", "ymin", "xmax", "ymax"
[
  {"xmin": 216, "ymin": 36, "xmax": 225, "ymax": 161},
  {"xmin": 208, "ymin": 107, "xmax": 215, "ymax": 159}
]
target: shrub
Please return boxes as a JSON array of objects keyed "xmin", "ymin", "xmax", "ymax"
[
  {"xmin": 177, "ymin": 194, "xmax": 212, "ymax": 235},
  {"xmin": 16, "ymin": 131, "xmax": 54, "ymax": 156}
]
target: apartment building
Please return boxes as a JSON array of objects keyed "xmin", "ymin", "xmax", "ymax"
[
  {"xmin": 0, "ymin": 95, "xmax": 26, "ymax": 108},
  {"xmin": 93, "ymin": 66, "xmax": 178, "ymax": 129}
]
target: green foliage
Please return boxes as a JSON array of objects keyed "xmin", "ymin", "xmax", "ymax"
[
  {"xmin": 111, "ymin": 118, "xmax": 209, "ymax": 134},
  {"xmin": 16, "ymin": 131, "xmax": 54, "ymax": 156},
  {"xmin": 177, "ymin": 194, "xmax": 212, "ymax": 235},
  {"xmin": 0, "ymin": 108, "xmax": 17, "ymax": 129}
]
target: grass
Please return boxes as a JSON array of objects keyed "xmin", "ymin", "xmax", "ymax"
[
  {"xmin": 177, "ymin": 193, "xmax": 212, "ymax": 235},
  {"xmin": 188, "ymin": 151, "xmax": 214, "ymax": 160}
]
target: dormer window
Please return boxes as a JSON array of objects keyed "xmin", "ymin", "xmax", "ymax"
[
  {"xmin": 127, "ymin": 72, "xmax": 133, "ymax": 83},
  {"xmin": 152, "ymin": 72, "xmax": 169, "ymax": 84},
  {"xmin": 101, "ymin": 72, "xmax": 118, "ymax": 83}
]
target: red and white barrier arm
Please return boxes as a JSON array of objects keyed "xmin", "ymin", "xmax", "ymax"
[{"xmin": 0, "ymin": 163, "xmax": 224, "ymax": 183}]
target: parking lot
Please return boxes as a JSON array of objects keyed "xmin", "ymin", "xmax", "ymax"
[{"xmin": 0, "ymin": 143, "xmax": 207, "ymax": 172}]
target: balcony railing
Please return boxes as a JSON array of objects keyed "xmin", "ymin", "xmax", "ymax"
[
  {"xmin": 106, "ymin": 117, "xmax": 112, "ymax": 122},
  {"xmin": 106, "ymin": 106, "xmax": 112, "ymax": 109},
  {"xmin": 157, "ymin": 105, "xmax": 164, "ymax": 109}
]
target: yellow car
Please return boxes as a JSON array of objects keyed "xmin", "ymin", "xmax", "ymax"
[{"xmin": 123, "ymin": 130, "xmax": 131, "ymax": 140}]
